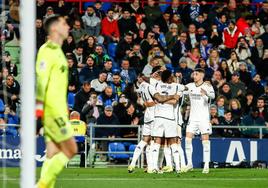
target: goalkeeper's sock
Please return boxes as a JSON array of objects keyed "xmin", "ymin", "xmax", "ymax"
[
  {"xmin": 202, "ymin": 140, "xmax": 211, "ymax": 168},
  {"xmin": 130, "ymin": 140, "xmax": 147, "ymax": 167},
  {"xmin": 151, "ymin": 143, "xmax": 160, "ymax": 170},
  {"xmin": 157, "ymin": 146, "xmax": 164, "ymax": 169},
  {"xmin": 185, "ymin": 138, "xmax": 193, "ymax": 166},
  {"xmin": 178, "ymin": 143, "xmax": 186, "ymax": 167},
  {"xmin": 164, "ymin": 146, "xmax": 172, "ymax": 167},
  {"xmin": 170, "ymin": 144, "xmax": 181, "ymax": 171},
  {"xmin": 38, "ymin": 152, "xmax": 69, "ymax": 187}
]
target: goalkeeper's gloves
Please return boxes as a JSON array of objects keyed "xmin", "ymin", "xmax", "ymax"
[{"xmin": 36, "ymin": 102, "xmax": 44, "ymax": 135}]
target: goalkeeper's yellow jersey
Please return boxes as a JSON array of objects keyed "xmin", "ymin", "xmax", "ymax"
[{"xmin": 36, "ymin": 40, "xmax": 68, "ymax": 118}]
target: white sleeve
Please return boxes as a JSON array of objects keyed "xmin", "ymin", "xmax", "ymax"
[
  {"xmin": 183, "ymin": 83, "xmax": 191, "ymax": 95},
  {"xmin": 205, "ymin": 84, "xmax": 215, "ymax": 100},
  {"xmin": 148, "ymin": 84, "xmax": 157, "ymax": 96}
]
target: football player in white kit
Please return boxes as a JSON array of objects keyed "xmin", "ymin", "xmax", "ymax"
[
  {"xmin": 128, "ymin": 67, "xmax": 178, "ymax": 173},
  {"xmin": 150, "ymin": 70, "xmax": 185, "ymax": 173},
  {"xmin": 184, "ymin": 68, "xmax": 215, "ymax": 174}
]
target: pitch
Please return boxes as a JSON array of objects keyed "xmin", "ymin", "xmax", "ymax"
[{"xmin": 1, "ymin": 168, "xmax": 268, "ymax": 188}]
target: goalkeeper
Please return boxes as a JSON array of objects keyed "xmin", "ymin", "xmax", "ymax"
[{"xmin": 36, "ymin": 15, "xmax": 78, "ymax": 188}]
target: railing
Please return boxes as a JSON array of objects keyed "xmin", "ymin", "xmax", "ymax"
[
  {"xmin": 45, "ymin": 0, "xmax": 263, "ymax": 14},
  {"xmin": 88, "ymin": 124, "xmax": 141, "ymax": 167}
]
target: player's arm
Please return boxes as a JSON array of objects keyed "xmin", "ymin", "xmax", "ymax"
[
  {"xmin": 201, "ymin": 84, "xmax": 215, "ymax": 100},
  {"xmin": 153, "ymin": 93, "xmax": 179, "ymax": 103}
]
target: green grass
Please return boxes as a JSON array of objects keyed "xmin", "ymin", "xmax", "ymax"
[{"xmin": 1, "ymin": 168, "xmax": 268, "ymax": 188}]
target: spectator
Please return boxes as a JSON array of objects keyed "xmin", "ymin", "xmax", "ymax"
[
  {"xmin": 211, "ymin": 70, "xmax": 225, "ymax": 92},
  {"xmin": 214, "ymin": 13, "xmax": 228, "ymax": 33},
  {"xmin": 81, "ymin": 91, "xmax": 102, "ymax": 123},
  {"xmin": 186, "ymin": 47, "xmax": 200, "ymax": 70},
  {"xmin": 256, "ymin": 97, "xmax": 267, "ymax": 119},
  {"xmin": 151, "ymin": 24, "xmax": 167, "ymax": 49},
  {"xmin": 242, "ymin": 91, "xmax": 255, "ymax": 115},
  {"xmin": 90, "ymin": 45, "xmax": 110, "ymax": 69},
  {"xmin": 195, "ymin": 58, "xmax": 214, "ymax": 81},
  {"xmin": 144, "ymin": 0, "xmax": 162, "ymax": 29},
  {"xmin": 235, "ymin": 37, "xmax": 252, "ymax": 65},
  {"xmin": 73, "ymin": 81, "xmax": 93, "ymax": 113},
  {"xmin": 96, "ymin": 105, "xmax": 120, "ymax": 138},
  {"xmin": 62, "ymin": 34, "xmax": 76, "ymax": 54},
  {"xmin": 118, "ymin": 9, "xmax": 138, "ymax": 38},
  {"xmin": 223, "ymin": 21, "xmax": 243, "ymax": 56},
  {"xmin": 67, "ymin": 56, "xmax": 79, "ymax": 93},
  {"xmin": 36, "ymin": 18, "xmax": 46, "ymax": 50},
  {"xmin": 158, "ymin": 12, "xmax": 171, "ymax": 34},
  {"xmin": 83, "ymin": 35, "xmax": 96, "ymax": 57},
  {"xmin": 174, "ymin": 57, "xmax": 193, "ymax": 84},
  {"xmin": 1, "ymin": 51, "xmax": 18, "ymax": 77},
  {"xmin": 147, "ymin": 45, "xmax": 171, "ymax": 66},
  {"xmin": 36, "ymin": 0, "xmax": 47, "ymax": 19},
  {"xmin": 187, "ymin": 24, "xmax": 199, "ymax": 48},
  {"xmin": 82, "ymin": 6, "xmax": 101, "ymax": 36},
  {"xmin": 207, "ymin": 48, "xmax": 221, "ymax": 71},
  {"xmin": 97, "ymin": 86, "xmax": 118, "ymax": 108},
  {"xmin": 109, "ymin": 72, "xmax": 126, "ymax": 98},
  {"xmin": 218, "ymin": 60, "xmax": 232, "ymax": 82},
  {"xmin": 229, "ymin": 71, "xmax": 246, "ymax": 98},
  {"xmin": 165, "ymin": 0, "xmax": 183, "ymax": 17},
  {"xmin": 219, "ymin": 83, "xmax": 233, "ymax": 101},
  {"xmin": 43, "ymin": 6, "xmax": 55, "ymax": 20},
  {"xmin": 210, "ymin": 104, "xmax": 220, "ymax": 126},
  {"xmin": 219, "ymin": 110, "xmax": 240, "ymax": 137},
  {"xmin": 251, "ymin": 38, "xmax": 265, "ymax": 74},
  {"xmin": 140, "ymin": 31, "xmax": 157, "ymax": 59},
  {"xmin": 73, "ymin": 43, "xmax": 85, "ymax": 69},
  {"xmin": 170, "ymin": 14, "xmax": 184, "ymax": 34},
  {"xmin": 101, "ymin": 9, "xmax": 120, "ymax": 44},
  {"xmin": 208, "ymin": 24, "xmax": 223, "ymax": 47},
  {"xmin": 129, "ymin": 0, "xmax": 145, "ymax": 16},
  {"xmin": 120, "ymin": 59, "xmax": 137, "ymax": 84},
  {"xmin": 0, "ymin": 75, "xmax": 20, "ymax": 111},
  {"xmin": 261, "ymin": 86, "xmax": 268, "ymax": 106},
  {"xmin": 193, "ymin": 14, "xmax": 209, "ymax": 31},
  {"xmin": 91, "ymin": 71, "xmax": 108, "ymax": 94},
  {"xmin": 241, "ymin": 107, "xmax": 266, "ymax": 138},
  {"xmin": 238, "ymin": 62, "xmax": 251, "ymax": 87},
  {"xmin": 171, "ymin": 32, "xmax": 191, "ymax": 67},
  {"xmin": 227, "ymin": 50, "xmax": 240, "ymax": 74},
  {"xmin": 248, "ymin": 74, "xmax": 265, "ymax": 99},
  {"xmin": 94, "ymin": 1, "xmax": 106, "ymax": 20},
  {"xmin": 79, "ymin": 56, "xmax": 100, "ymax": 84},
  {"xmin": 103, "ymin": 60, "xmax": 113, "ymax": 82},
  {"xmin": 229, "ymin": 98, "xmax": 243, "ymax": 122},
  {"xmin": 182, "ymin": 0, "xmax": 202, "ymax": 26},
  {"xmin": 216, "ymin": 95, "xmax": 227, "ymax": 117},
  {"xmin": 116, "ymin": 32, "xmax": 134, "ymax": 61},
  {"xmin": 127, "ymin": 43, "xmax": 145, "ymax": 73},
  {"xmin": 198, "ymin": 36, "xmax": 212, "ymax": 61},
  {"xmin": 70, "ymin": 20, "xmax": 87, "ymax": 44},
  {"xmin": 165, "ymin": 23, "xmax": 179, "ymax": 51},
  {"xmin": 142, "ymin": 57, "xmax": 160, "ymax": 78},
  {"xmin": 236, "ymin": 15, "xmax": 254, "ymax": 35}
]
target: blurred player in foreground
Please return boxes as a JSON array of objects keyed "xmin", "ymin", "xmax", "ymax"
[
  {"xmin": 184, "ymin": 68, "xmax": 215, "ymax": 174},
  {"xmin": 36, "ymin": 15, "xmax": 78, "ymax": 188}
]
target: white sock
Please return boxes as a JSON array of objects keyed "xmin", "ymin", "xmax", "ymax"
[
  {"xmin": 202, "ymin": 140, "xmax": 210, "ymax": 168},
  {"xmin": 145, "ymin": 145, "xmax": 153, "ymax": 170},
  {"xmin": 151, "ymin": 143, "xmax": 161, "ymax": 170},
  {"xmin": 178, "ymin": 144, "xmax": 186, "ymax": 167},
  {"xmin": 130, "ymin": 140, "xmax": 147, "ymax": 166},
  {"xmin": 170, "ymin": 144, "xmax": 181, "ymax": 171},
  {"xmin": 164, "ymin": 146, "xmax": 172, "ymax": 167},
  {"xmin": 185, "ymin": 138, "xmax": 193, "ymax": 166},
  {"xmin": 157, "ymin": 146, "xmax": 164, "ymax": 169}
]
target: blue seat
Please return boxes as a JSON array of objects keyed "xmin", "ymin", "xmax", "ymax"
[
  {"xmin": 68, "ymin": 92, "xmax": 75, "ymax": 109},
  {"xmin": 107, "ymin": 43, "xmax": 117, "ymax": 58},
  {"xmin": 102, "ymin": 3, "xmax": 112, "ymax": 11},
  {"xmin": 108, "ymin": 142, "xmax": 129, "ymax": 160},
  {"xmin": 0, "ymin": 99, "xmax": 5, "ymax": 112},
  {"xmin": 128, "ymin": 144, "xmax": 137, "ymax": 158}
]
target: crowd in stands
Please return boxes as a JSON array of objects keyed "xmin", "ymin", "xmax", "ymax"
[{"xmin": 1, "ymin": 0, "xmax": 268, "ymax": 138}]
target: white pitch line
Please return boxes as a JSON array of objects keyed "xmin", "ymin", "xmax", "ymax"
[{"xmin": 2, "ymin": 178, "xmax": 268, "ymax": 181}]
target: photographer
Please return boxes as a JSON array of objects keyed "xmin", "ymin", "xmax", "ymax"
[
  {"xmin": 147, "ymin": 45, "xmax": 171, "ymax": 66},
  {"xmin": 127, "ymin": 44, "xmax": 145, "ymax": 73}
]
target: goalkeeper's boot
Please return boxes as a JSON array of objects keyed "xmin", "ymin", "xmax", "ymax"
[
  {"xmin": 36, "ymin": 181, "xmax": 47, "ymax": 188},
  {"xmin": 128, "ymin": 165, "xmax": 135, "ymax": 173},
  {"xmin": 162, "ymin": 166, "xmax": 173, "ymax": 173}
]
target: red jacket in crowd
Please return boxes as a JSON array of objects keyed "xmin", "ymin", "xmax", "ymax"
[
  {"xmin": 223, "ymin": 26, "xmax": 242, "ymax": 49},
  {"xmin": 101, "ymin": 17, "xmax": 120, "ymax": 38}
]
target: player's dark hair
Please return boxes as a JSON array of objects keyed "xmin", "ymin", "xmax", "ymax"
[
  {"xmin": 194, "ymin": 68, "xmax": 205, "ymax": 74},
  {"xmin": 43, "ymin": 15, "xmax": 62, "ymax": 34},
  {"xmin": 161, "ymin": 70, "xmax": 172, "ymax": 83},
  {"xmin": 151, "ymin": 65, "xmax": 162, "ymax": 75}
]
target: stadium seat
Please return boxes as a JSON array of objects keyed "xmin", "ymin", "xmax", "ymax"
[
  {"xmin": 108, "ymin": 142, "xmax": 129, "ymax": 160},
  {"xmin": 101, "ymin": 3, "xmax": 112, "ymax": 11},
  {"xmin": 68, "ymin": 92, "xmax": 75, "ymax": 110},
  {"xmin": 0, "ymin": 99, "xmax": 5, "ymax": 112},
  {"xmin": 107, "ymin": 43, "xmax": 117, "ymax": 59},
  {"xmin": 128, "ymin": 144, "xmax": 137, "ymax": 158}
]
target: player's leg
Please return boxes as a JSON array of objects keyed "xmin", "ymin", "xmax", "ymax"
[
  {"xmin": 162, "ymin": 139, "xmax": 172, "ymax": 173},
  {"xmin": 157, "ymin": 139, "xmax": 165, "ymax": 170},
  {"xmin": 201, "ymin": 133, "xmax": 210, "ymax": 174},
  {"xmin": 128, "ymin": 136, "xmax": 150, "ymax": 172},
  {"xmin": 38, "ymin": 137, "xmax": 77, "ymax": 188},
  {"xmin": 168, "ymin": 137, "xmax": 182, "ymax": 173},
  {"xmin": 177, "ymin": 138, "xmax": 186, "ymax": 171},
  {"xmin": 185, "ymin": 122, "xmax": 197, "ymax": 171}
]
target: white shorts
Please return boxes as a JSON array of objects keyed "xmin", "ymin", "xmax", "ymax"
[
  {"xmin": 152, "ymin": 117, "xmax": 178, "ymax": 138},
  {"xmin": 142, "ymin": 121, "xmax": 153, "ymax": 136},
  {"xmin": 186, "ymin": 121, "xmax": 212, "ymax": 135}
]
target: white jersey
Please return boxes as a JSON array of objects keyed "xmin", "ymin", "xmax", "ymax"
[
  {"xmin": 172, "ymin": 83, "xmax": 186, "ymax": 125},
  {"xmin": 153, "ymin": 82, "xmax": 182, "ymax": 120},
  {"xmin": 185, "ymin": 82, "xmax": 215, "ymax": 123},
  {"xmin": 138, "ymin": 81, "xmax": 156, "ymax": 123}
]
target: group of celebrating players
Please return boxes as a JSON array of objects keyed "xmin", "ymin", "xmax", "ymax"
[{"xmin": 128, "ymin": 65, "xmax": 215, "ymax": 174}]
